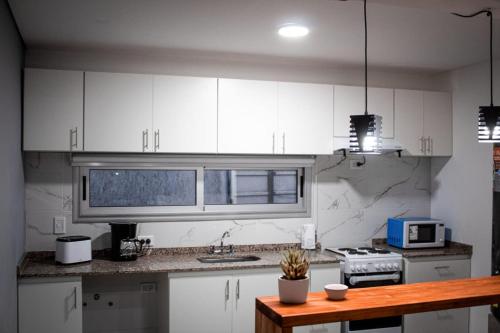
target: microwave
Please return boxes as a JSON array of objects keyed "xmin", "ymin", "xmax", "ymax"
[{"xmin": 387, "ymin": 217, "xmax": 445, "ymax": 249}]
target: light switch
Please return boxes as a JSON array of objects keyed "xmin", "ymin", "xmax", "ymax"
[{"xmin": 53, "ymin": 216, "xmax": 66, "ymax": 234}]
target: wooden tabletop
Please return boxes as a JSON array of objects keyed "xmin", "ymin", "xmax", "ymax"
[{"xmin": 256, "ymin": 275, "xmax": 500, "ymax": 328}]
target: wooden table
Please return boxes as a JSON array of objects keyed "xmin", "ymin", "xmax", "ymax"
[{"xmin": 255, "ymin": 275, "xmax": 500, "ymax": 333}]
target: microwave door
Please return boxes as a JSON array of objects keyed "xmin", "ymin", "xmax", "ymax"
[{"xmin": 408, "ymin": 224, "xmax": 436, "ymax": 244}]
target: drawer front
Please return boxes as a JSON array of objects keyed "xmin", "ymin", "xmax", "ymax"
[{"xmin": 404, "ymin": 258, "xmax": 471, "ymax": 283}]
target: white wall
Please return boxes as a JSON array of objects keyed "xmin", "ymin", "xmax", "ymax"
[
  {"xmin": 431, "ymin": 60, "xmax": 500, "ymax": 333},
  {"xmin": 0, "ymin": 2, "xmax": 24, "ymax": 333}
]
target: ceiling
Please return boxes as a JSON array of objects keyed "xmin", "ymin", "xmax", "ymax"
[{"xmin": 8, "ymin": 0, "xmax": 500, "ymax": 72}]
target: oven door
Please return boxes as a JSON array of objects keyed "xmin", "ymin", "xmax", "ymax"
[{"xmin": 342, "ymin": 272, "xmax": 402, "ymax": 333}]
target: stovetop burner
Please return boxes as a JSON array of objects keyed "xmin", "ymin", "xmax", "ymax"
[{"xmin": 347, "ymin": 250, "xmax": 368, "ymax": 255}]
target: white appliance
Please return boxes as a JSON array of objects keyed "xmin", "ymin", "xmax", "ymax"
[
  {"xmin": 326, "ymin": 246, "xmax": 403, "ymax": 333},
  {"xmin": 301, "ymin": 224, "xmax": 316, "ymax": 250},
  {"xmin": 55, "ymin": 236, "xmax": 92, "ymax": 264}
]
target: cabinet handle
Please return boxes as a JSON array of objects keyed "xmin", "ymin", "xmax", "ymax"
[
  {"xmin": 142, "ymin": 129, "xmax": 149, "ymax": 151},
  {"xmin": 73, "ymin": 286, "xmax": 78, "ymax": 310},
  {"xmin": 236, "ymin": 279, "xmax": 240, "ymax": 300},
  {"xmin": 427, "ymin": 136, "xmax": 432, "ymax": 154},
  {"xmin": 434, "ymin": 265, "xmax": 450, "ymax": 270},
  {"xmin": 154, "ymin": 130, "xmax": 160, "ymax": 152},
  {"xmin": 225, "ymin": 280, "xmax": 229, "ymax": 301},
  {"xmin": 272, "ymin": 132, "xmax": 275, "ymax": 154},
  {"xmin": 422, "ymin": 136, "xmax": 427, "ymax": 154},
  {"xmin": 70, "ymin": 127, "xmax": 78, "ymax": 151},
  {"xmin": 419, "ymin": 137, "xmax": 424, "ymax": 153},
  {"xmin": 282, "ymin": 133, "xmax": 286, "ymax": 154}
]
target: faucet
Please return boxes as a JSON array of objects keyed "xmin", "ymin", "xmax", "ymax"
[
  {"xmin": 220, "ymin": 231, "xmax": 230, "ymax": 248},
  {"xmin": 209, "ymin": 231, "xmax": 233, "ymax": 255}
]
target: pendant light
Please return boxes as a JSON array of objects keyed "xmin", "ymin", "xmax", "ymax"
[
  {"xmin": 454, "ymin": 9, "xmax": 499, "ymax": 142},
  {"xmin": 349, "ymin": 0, "xmax": 383, "ymax": 154}
]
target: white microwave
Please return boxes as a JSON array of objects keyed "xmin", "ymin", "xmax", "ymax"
[{"xmin": 387, "ymin": 218, "xmax": 445, "ymax": 249}]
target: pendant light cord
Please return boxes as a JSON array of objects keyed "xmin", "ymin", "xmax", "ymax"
[
  {"xmin": 453, "ymin": 9, "xmax": 494, "ymax": 106},
  {"xmin": 364, "ymin": 0, "xmax": 368, "ymax": 115}
]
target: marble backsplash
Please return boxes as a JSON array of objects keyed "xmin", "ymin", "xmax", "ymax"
[{"xmin": 24, "ymin": 152, "xmax": 430, "ymax": 251}]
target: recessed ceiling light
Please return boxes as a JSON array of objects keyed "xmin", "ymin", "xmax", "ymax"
[{"xmin": 278, "ymin": 24, "xmax": 310, "ymax": 38}]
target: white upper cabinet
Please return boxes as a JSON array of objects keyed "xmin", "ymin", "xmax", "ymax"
[
  {"xmin": 423, "ymin": 91, "xmax": 453, "ymax": 156},
  {"xmin": 84, "ymin": 72, "xmax": 153, "ymax": 152},
  {"xmin": 278, "ymin": 82, "xmax": 334, "ymax": 155},
  {"xmin": 153, "ymin": 75, "xmax": 217, "ymax": 153},
  {"xmin": 334, "ymin": 85, "xmax": 394, "ymax": 138},
  {"xmin": 218, "ymin": 79, "xmax": 278, "ymax": 154},
  {"xmin": 24, "ymin": 68, "xmax": 83, "ymax": 151},
  {"xmin": 395, "ymin": 89, "xmax": 452, "ymax": 156}
]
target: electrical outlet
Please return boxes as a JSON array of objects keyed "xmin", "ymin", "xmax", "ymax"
[
  {"xmin": 53, "ymin": 216, "xmax": 66, "ymax": 234},
  {"xmin": 138, "ymin": 235, "xmax": 155, "ymax": 247},
  {"xmin": 349, "ymin": 160, "xmax": 365, "ymax": 170}
]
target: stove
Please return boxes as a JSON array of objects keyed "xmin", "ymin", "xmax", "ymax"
[
  {"xmin": 326, "ymin": 246, "xmax": 403, "ymax": 333},
  {"xmin": 326, "ymin": 246, "xmax": 402, "ymax": 274}
]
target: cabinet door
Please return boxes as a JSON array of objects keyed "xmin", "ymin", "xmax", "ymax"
[
  {"xmin": 423, "ymin": 91, "xmax": 452, "ymax": 156},
  {"xmin": 233, "ymin": 269, "xmax": 281, "ymax": 333},
  {"xmin": 278, "ymin": 82, "xmax": 333, "ymax": 155},
  {"xmin": 169, "ymin": 273, "xmax": 233, "ymax": 333},
  {"xmin": 218, "ymin": 79, "xmax": 278, "ymax": 154},
  {"xmin": 85, "ymin": 72, "xmax": 153, "ymax": 152},
  {"xmin": 153, "ymin": 75, "xmax": 217, "ymax": 153},
  {"xmin": 18, "ymin": 277, "xmax": 82, "ymax": 333},
  {"xmin": 395, "ymin": 89, "xmax": 425, "ymax": 155},
  {"xmin": 333, "ymin": 85, "xmax": 394, "ymax": 139},
  {"xmin": 24, "ymin": 68, "xmax": 83, "ymax": 151},
  {"xmin": 294, "ymin": 265, "xmax": 341, "ymax": 333},
  {"xmin": 404, "ymin": 257, "xmax": 471, "ymax": 333}
]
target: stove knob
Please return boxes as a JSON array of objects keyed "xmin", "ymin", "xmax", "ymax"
[
  {"xmin": 393, "ymin": 263, "xmax": 399, "ymax": 270},
  {"xmin": 350, "ymin": 265, "xmax": 355, "ymax": 272},
  {"xmin": 362, "ymin": 264, "xmax": 368, "ymax": 271},
  {"xmin": 355, "ymin": 265, "xmax": 361, "ymax": 272},
  {"xmin": 387, "ymin": 263, "xmax": 393, "ymax": 270},
  {"xmin": 380, "ymin": 264, "xmax": 386, "ymax": 270},
  {"xmin": 374, "ymin": 264, "xmax": 380, "ymax": 270}
]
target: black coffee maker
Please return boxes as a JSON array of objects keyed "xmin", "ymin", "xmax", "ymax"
[{"xmin": 110, "ymin": 222, "xmax": 140, "ymax": 261}]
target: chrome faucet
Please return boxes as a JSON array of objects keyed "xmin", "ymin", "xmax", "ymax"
[
  {"xmin": 220, "ymin": 231, "xmax": 230, "ymax": 248},
  {"xmin": 209, "ymin": 231, "xmax": 233, "ymax": 255}
]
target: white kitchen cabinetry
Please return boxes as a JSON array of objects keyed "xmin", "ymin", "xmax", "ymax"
[
  {"xmin": 403, "ymin": 256, "xmax": 470, "ymax": 333},
  {"xmin": 334, "ymin": 85, "xmax": 394, "ymax": 139},
  {"xmin": 168, "ymin": 265, "xmax": 340, "ymax": 333},
  {"xmin": 218, "ymin": 79, "xmax": 278, "ymax": 154},
  {"xmin": 18, "ymin": 277, "xmax": 82, "ymax": 333},
  {"xmin": 24, "ymin": 68, "xmax": 83, "ymax": 151},
  {"xmin": 84, "ymin": 72, "xmax": 153, "ymax": 152},
  {"xmin": 278, "ymin": 82, "xmax": 334, "ymax": 155},
  {"xmin": 395, "ymin": 89, "xmax": 452, "ymax": 156},
  {"xmin": 153, "ymin": 75, "xmax": 218, "ymax": 153}
]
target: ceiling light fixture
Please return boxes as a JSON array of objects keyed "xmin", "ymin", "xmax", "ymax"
[
  {"xmin": 349, "ymin": 0, "xmax": 382, "ymax": 154},
  {"xmin": 453, "ymin": 9, "xmax": 499, "ymax": 142},
  {"xmin": 278, "ymin": 24, "xmax": 310, "ymax": 38}
]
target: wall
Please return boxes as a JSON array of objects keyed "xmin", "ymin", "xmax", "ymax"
[
  {"xmin": 431, "ymin": 60, "xmax": 500, "ymax": 333},
  {"xmin": 25, "ymin": 153, "xmax": 430, "ymax": 251},
  {"xmin": 0, "ymin": 2, "xmax": 24, "ymax": 333}
]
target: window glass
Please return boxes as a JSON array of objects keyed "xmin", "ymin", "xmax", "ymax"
[
  {"xmin": 204, "ymin": 169, "xmax": 298, "ymax": 205},
  {"xmin": 89, "ymin": 169, "xmax": 196, "ymax": 207}
]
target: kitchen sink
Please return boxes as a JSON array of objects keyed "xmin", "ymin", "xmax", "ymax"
[{"xmin": 197, "ymin": 255, "xmax": 261, "ymax": 263}]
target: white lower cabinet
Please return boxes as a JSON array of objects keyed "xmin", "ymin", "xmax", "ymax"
[
  {"xmin": 18, "ymin": 277, "xmax": 82, "ymax": 333},
  {"xmin": 168, "ymin": 265, "xmax": 340, "ymax": 333},
  {"xmin": 403, "ymin": 256, "xmax": 471, "ymax": 333}
]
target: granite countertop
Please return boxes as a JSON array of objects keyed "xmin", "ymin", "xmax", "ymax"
[
  {"xmin": 372, "ymin": 238, "xmax": 473, "ymax": 258},
  {"xmin": 18, "ymin": 244, "xmax": 339, "ymax": 278}
]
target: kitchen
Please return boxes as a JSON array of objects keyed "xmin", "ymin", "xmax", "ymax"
[{"xmin": 1, "ymin": 0, "xmax": 500, "ymax": 333}]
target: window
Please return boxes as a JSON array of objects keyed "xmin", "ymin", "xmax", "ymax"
[{"xmin": 73, "ymin": 155, "xmax": 313, "ymax": 222}]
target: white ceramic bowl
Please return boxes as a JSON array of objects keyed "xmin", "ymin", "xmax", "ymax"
[{"xmin": 324, "ymin": 283, "xmax": 348, "ymax": 300}]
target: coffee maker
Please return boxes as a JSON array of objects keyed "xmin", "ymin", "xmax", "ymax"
[{"xmin": 109, "ymin": 222, "xmax": 141, "ymax": 261}]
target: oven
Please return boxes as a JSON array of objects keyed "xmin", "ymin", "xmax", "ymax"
[{"xmin": 342, "ymin": 271, "xmax": 402, "ymax": 333}]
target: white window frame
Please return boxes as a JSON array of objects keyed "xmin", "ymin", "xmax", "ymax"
[{"xmin": 72, "ymin": 154, "xmax": 313, "ymax": 223}]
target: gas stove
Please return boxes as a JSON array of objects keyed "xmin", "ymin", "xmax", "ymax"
[{"xmin": 326, "ymin": 246, "xmax": 402, "ymax": 274}]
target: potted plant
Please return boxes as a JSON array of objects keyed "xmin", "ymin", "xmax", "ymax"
[{"xmin": 278, "ymin": 249, "xmax": 310, "ymax": 304}]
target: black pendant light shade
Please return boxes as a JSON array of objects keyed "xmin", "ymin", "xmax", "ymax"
[
  {"xmin": 349, "ymin": 114, "xmax": 382, "ymax": 153},
  {"xmin": 454, "ymin": 9, "xmax": 497, "ymax": 142},
  {"xmin": 348, "ymin": 0, "xmax": 383, "ymax": 154},
  {"xmin": 479, "ymin": 105, "xmax": 500, "ymax": 141}
]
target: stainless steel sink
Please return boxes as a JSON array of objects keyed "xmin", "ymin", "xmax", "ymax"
[{"xmin": 197, "ymin": 255, "xmax": 261, "ymax": 263}]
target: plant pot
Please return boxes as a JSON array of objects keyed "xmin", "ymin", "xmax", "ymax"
[{"xmin": 278, "ymin": 276, "xmax": 309, "ymax": 304}]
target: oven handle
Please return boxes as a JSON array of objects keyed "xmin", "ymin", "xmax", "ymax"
[{"xmin": 349, "ymin": 273, "xmax": 401, "ymax": 285}]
